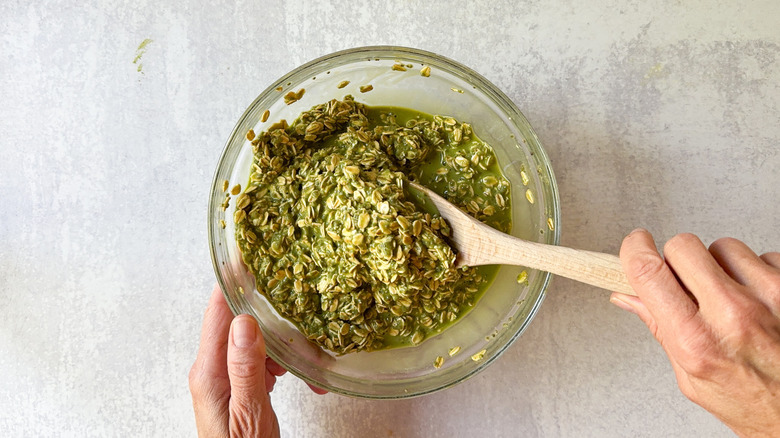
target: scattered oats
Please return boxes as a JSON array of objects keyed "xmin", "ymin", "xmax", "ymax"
[
  {"xmin": 222, "ymin": 180, "xmax": 229, "ymax": 192},
  {"xmin": 230, "ymin": 184, "xmax": 242, "ymax": 196},
  {"xmin": 275, "ymin": 86, "xmax": 283, "ymax": 92},
  {"xmin": 284, "ymin": 88, "xmax": 306, "ymax": 105},
  {"xmin": 525, "ymin": 189, "xmax": 535, "ymax": 204},
  {"xmin": 520, "ymin": 170, "xmax": 530, "ymax": 186},
  {"xmin": 433, "ymin": 356, "xmax": 444, "ymax": 368},
  {"xmin": 471, "ymin": 349, "xmax": 487, "ymax": 362},
  {"xmin": 261, "ymin": 109, "xmax": 270, "ymax": 123},
  {"xmin": 448, "ymin": 346, "xmax": 461, "ymax": 357},
  {"xmin": 547, "ymin": 217, "xmax": 555, "ymax": 231},
  {"xmin": 337, "ymin": 80, "xmax": 350, "ymax": 89},
  {"xmin": 392, "ymin": 63, "xmax": 407, "ymax": 71},
  {"xmin": 420, "ymin": 66, "xmax": 431, "ymax": 77},
  {"xmin": 246, "ymin": 129, "xmax": 255, "ymax": 141},
  {"xmin": 359, "ymin": 84, "xmax": 373, "ymax": 93},
  {"xmin": 451, "ymin": 87, "xmax": 464, "ymax": 93},
  {"xmin": 219, "ymin": 219, "xmax": 226, "ymax": 229},
  {"xmin": 516, "ymin": 270, "xmax": 528, "ymax": 285}
]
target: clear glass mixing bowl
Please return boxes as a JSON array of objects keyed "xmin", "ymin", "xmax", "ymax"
[{"xmin": 208, "ymin": 46, "xmax": 560, "ymax": 399}]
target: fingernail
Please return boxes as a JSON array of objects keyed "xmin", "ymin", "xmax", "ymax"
[
  {"xmin": 232, "ymin": 315, "xmax": 258, "ymax": 348},
  {"xmin": 629, "ymin": 228, "xmax": 647, "ymax": 236},
  {"xmin": 610, "ymin": 295, "xmax": 636, "ymax": 315}
]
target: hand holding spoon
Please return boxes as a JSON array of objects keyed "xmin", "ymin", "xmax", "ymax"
[{"xmin": 409, "ymin": 182, "xmax": 635, "ymax": 296}]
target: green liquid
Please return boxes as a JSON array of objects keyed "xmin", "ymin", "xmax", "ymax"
[{"xmin": 369, "ymin": 106, "xmax": 509, "ymax": 348}]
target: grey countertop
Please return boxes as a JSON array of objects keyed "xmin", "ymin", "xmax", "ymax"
[{"xmin": 2, "ymin": 1, "xmax": 778, "ymax": 436}]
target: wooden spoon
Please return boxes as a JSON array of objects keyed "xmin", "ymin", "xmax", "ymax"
[{"xmin": 409, "ymin": 182, "xmax": 635, "ymax": 296}]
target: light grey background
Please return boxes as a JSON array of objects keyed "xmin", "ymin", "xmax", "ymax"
[{"xmin": 1, "ymin": 1, "xmax": 778, "ymax": 437}]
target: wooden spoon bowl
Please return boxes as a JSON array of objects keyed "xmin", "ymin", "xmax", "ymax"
[{"xmin": 409, "ymin": 182, "xmax": 635, "ymax": 295}]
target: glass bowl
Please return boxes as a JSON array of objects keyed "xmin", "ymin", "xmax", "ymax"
[{"xmin": 208, "ymin": 46, "xmax": 560, "ymax": 399}]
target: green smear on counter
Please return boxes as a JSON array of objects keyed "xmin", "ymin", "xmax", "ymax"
[{"xmin": 133, "ymin": 38, "xmax": 153, "ymax": 73}]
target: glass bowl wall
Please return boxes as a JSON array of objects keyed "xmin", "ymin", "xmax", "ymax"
[{"xmin": 209, "ymin": 46, "xmax": 560, "ymax": 398}]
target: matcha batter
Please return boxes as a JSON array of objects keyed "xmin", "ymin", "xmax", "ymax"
[{"xmin": 234, "ymin": 96, "xmax": 511, "ymax": 354}]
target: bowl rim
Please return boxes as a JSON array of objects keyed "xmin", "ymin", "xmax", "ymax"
[{"xmin": 208, "ymin": 45, "xmax": 561, "ymax": 398}]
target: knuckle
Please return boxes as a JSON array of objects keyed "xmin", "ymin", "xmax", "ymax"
[
  {"xmin": 229, "ymin": 356, "xmax": 262, "ymax": 382},
  {"xmin": 760, "ymin": 251, "xmax": 780, "ymax": 265},
  {"xmin": 719, "ymin": 296, "xmax": 762, "ymax": 347},
  {"xmin": 767, "ymin": 282, "xmax": 780, "ymax": 310},
  {"xmin": 756, "ymin": 253, "xmax": 780, "ymax": 307},
  {"xmin": 708, "ymin": 236, "xmax": 739, "ymax": 253},
  {"xmin": 624, "ymin": 251, "xmax": 667, "ymax": 287},
  {"xmin": 663, "ymin": 233, "xmax": 699, "ymax": 257},
  {"xmin": 720, "ymin": 292, "xmax": 750, "ymax": 321}
]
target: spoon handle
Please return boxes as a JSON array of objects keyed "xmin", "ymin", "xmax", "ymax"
[{"xmin": 474, "ymin": 224, "xmax": 635, "ymax": 295}]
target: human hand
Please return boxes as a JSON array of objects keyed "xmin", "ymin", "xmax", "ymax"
[
  {"xmin": 610, "ymin": 229, "xmax": 780, "ymax": 437},
  {"xmin": 189, "ymin": 285, "xmax": 326, "ymax": 438}
]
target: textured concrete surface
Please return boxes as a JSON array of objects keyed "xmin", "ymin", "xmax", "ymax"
[{"xmin": 1, "ymin": 1, "xmax": 778, "ymax": 436}]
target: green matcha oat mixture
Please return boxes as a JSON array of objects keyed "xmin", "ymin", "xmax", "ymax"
[{"xmin": 233, "ymin": 95, "xmax": 511, "ymax": 354}]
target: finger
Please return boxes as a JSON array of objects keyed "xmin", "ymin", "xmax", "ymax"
[
  {"xmin": 761, "ymin": 252, "xmax": 780, "ymax": 270},
  {"xmin": 266, "ymin": 358, "xmax": 287, "ymax": 377},
  {"xmin": 610, "ymin": 293, "xmax": 652, "ymax": 322},
  {"xmin": 307, "ymin": 383, "xmax": 329, "ymax": 395},
  {"xmin": 265, "ymin": 370, "xmax": 277, "ymax": 393},
  {"xmin": 709, "ymin": 238, "xmax": 770, "ymax": 288},
  {"xmin": 191, "ymin": 285, "xmax": 233, "ymax": 391},
  {"xmin": 227, "ymin": 315, "xmax": 277, "ymax": 434},
  {"xmin": 620, "ymin": 229, "xmax": 699, "ymax": 330},
  {"xmin": 228, "ymin": 315, "xmax": 268, "ymax": 401},
  {"xmin": 189, "ymin": 285, "xmax": 233, "ymax": 437},
  {"xmin": 610, "ymin": 292, "xmax": 658, "ymax": 331},
  {"xmin": 663, "ymin": 233, "xmax": 740, "ymax": 314}
]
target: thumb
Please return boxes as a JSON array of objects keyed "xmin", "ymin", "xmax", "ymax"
[
  {"xmin": 610, "ymin": 292, "xmax": 658, "ymax": 336},
  {"xmin": 227, "ymin": 314, "xmax": 278, "ymax": 437}
]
